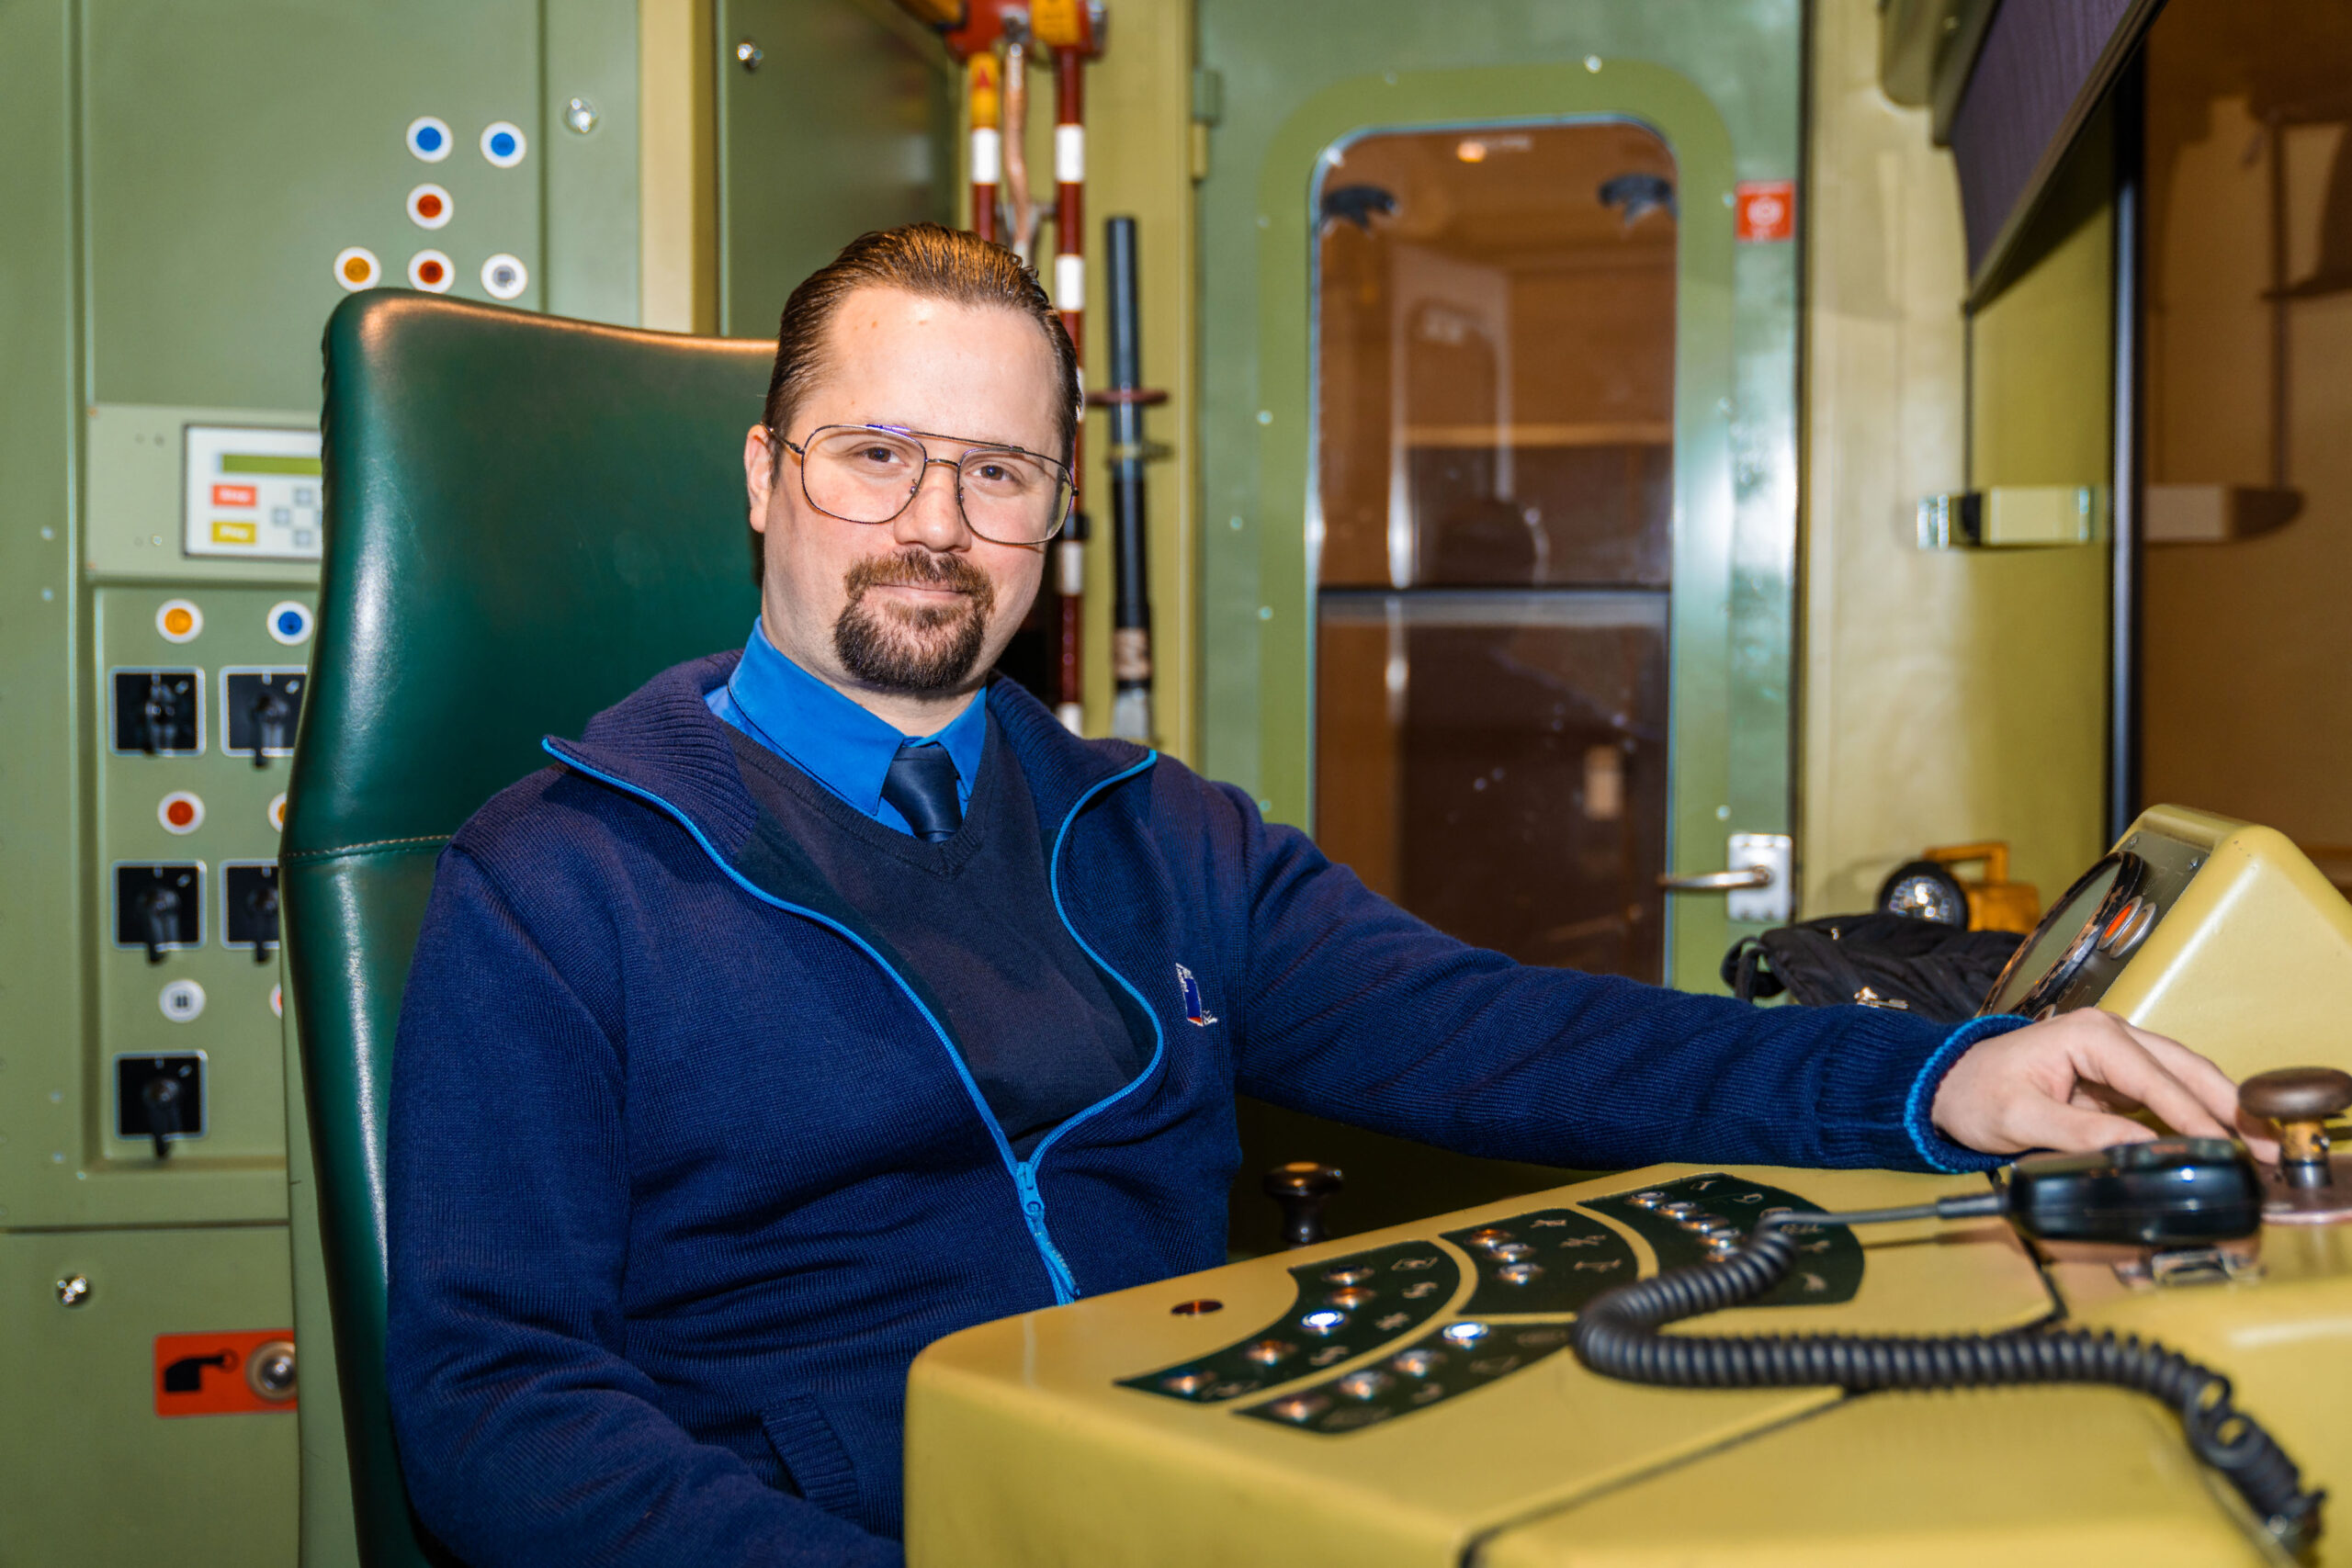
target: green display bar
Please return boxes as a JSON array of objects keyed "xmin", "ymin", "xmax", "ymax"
[{"xmin": 220, "ymin": 453, "xmax": 322, "ymax": 476}]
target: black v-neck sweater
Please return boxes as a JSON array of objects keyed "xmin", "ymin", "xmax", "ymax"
[{"xmin": 725, "ymin": 717, "xmax": 1145, "ymax": 1156}]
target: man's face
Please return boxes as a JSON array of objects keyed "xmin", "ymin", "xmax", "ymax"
[{"xmin": 744, "ymin": 287, "xmax": 1060, "ymax": 707}]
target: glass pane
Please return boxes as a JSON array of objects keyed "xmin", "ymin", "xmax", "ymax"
[
  {"xmin": 1314, "ymin": 120, "xmax": 1678, "ymax": 982},
  {"xmin": 1316, "ymin": 592, "xmax": 1670, "ymax": 983},
  {"xmin": 1315, "ymin": 122, "xmax": 1678, "ymax": 589}
]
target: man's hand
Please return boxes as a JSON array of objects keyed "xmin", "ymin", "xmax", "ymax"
[{"xmin": 1931, "ymin": 1010, "xmax": 2279, "ymax": 1162}]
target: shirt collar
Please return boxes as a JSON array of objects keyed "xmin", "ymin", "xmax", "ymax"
[{"xmin": 715, "ymin": 618, "xmax": 989, "ymax": 817}]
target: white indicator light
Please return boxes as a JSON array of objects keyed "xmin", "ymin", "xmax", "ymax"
[
  {"xmin": 481, "ymin": 254, "xmax": 529, "ymax": 300},
  {"xmin": 334, "ymin": 246, "xmax": 381, "ymax": 292},
  {"xmin": 1299, "ymin": 1309, "xmax": 1347, "ymax": 1336},
  {"xmin": 1441, "ymin": 1321, "xmax": 1489, "ymax": 1345},
  {"xmin": 266, "ymin": 602, "xmax": 313, "ymax": 646},
  {"xmin": 407, "ymin": 116, "xmax": 453, "ymax": 162},
  {"xmin": 408, "ymin": 249, "xmax": 455, "ymax": 293},
  {"xmin": 159, "ymin": 979, "xmax": 207, "ymax": 1023},
  {"xmin": 481, "ymin": 121, "xmax": 527, "ymax": 168}
]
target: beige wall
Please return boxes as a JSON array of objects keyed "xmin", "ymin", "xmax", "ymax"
[{"xmin": 1800, "ymin": 0, "xmax": 2113, "ymax": 917}]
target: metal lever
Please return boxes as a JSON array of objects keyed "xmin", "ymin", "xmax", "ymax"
[
  {"xmin": 1657, "ymin": 867, "xmax": 1772, "ymax": 892},
  {"xmin": 138, "ymin": 885, "xmax": 183, "ymax": 964},
  {"xmin": 141, "ymin": 673, "xmax": 175, "ymax": 755},
  {"xmin": 244, "ymin": 878, "xmax": 279, "ymax": 964},
  {"xmin": 250, "ymin": 683, "xmax": 294, "ymax": 768},
  {"xmin": 141, "ymin": 1075, "xmax": 183, "ymax": 1159}
]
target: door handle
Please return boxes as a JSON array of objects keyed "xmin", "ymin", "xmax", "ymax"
[{"xmin": 1657, "ymin": 867, "xmax": 1772, "ymax": 892}]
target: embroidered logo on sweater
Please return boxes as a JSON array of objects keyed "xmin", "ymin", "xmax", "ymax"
[{"xmin": 1176, "ymin": 964, "xmax": 1218, "ymax": 1026}]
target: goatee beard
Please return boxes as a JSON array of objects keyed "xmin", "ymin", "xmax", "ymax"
[{"xmin": 833, "ymin": 549, "xmax": 996, "ymax": 694}]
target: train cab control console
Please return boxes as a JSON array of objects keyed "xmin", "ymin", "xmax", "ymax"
[{"xmin": 905, "ymin": 807, "xmax": 2352, "ymax": 1568}]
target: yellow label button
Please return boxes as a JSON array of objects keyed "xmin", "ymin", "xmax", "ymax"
[{"xmin": 209, "ymin": 519, "xmax": 257, "ymax": 545}]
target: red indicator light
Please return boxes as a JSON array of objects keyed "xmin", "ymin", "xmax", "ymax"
[
  {"xmin": 418, "ymin": 192, "xmax": 444, "ymax": 219},
  {"xmin": 418, "ymin": 258, "xmax": 446, "ymax": 286},
  {"xmin": 164, "ymin": 799, "xmax": 196, "ymax": 828},
  {"xmin": 211, "ymin": 483, "xmax": 257, "ymax": 508}
]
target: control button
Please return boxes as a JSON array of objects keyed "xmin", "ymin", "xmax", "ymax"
[
  {"xmin": 1322, "ymin": 1265, "xmax": 1373, "ymax": 1285},
  {"xmin": 158, "ymin": 978, "xmax": 206, "ymax": 1022},
  {"xmin": 1241, "ymin": 1338, "xmax": 1294, "ymax": 1367},
  {"xmin": 480, "ymin": 121, "xmax": 526, "ymax": 167},
  {"xmin": 1391, "ymin": 1348, "xmax": 1442, "ymax": 1377},
  {"xmin": 406, "ymin": 116, "xmax": 453, "ymax": 162},
  {"xmin": 408, "ymin": 250, "xmax": 454, "ymax": 293},
  {"xmin": 481, "ymin": 254, "xmax": 528, "ymax": 300},
  {"xmin": 1335, "ymin": 1370, "xmax": 1391, "ymax": 1400},
  {"xmin": 155, "ymin": 599, "xmax": 203, "ymax": 643},
  {"xmin": 1267, "ymin": 1393, "xmax": 1329, "ymax": 1425},
  {"xmin": 1464, "ymin": 1227, "xmax": 1512, "ymax": 1250},
  {"xmin": 333, "ymin": 246, "xmax": 381, "ymax": 291},
  {"xmin": 1487, "ymin": 1241, "xmax": 1534, "ymax": 1262},
  {"xmin": 1497, "ymin": 1262, "xmax": 1544, "ymax": 1285},
  {"xmin": 1324, "ymin": 1285, "xmax": 1374, "ymax": 1310},
  {"xmin": 1628, "ymin": 1191, "xmax": 1667, "ymax": 1209},
  {"xmin": 266, "ymin": 793, "xmax": 288, "ymax": 832},
  {"xmin": 2100, "ymin": 897, "xmax": 2156, "ymax": 957},
  {"xmin": 266, "ymin": 601, "xmax": 313, "ymax": 646},
  {"xmin": 1159, "ymin": 1370, "xmax": 1214, "ymax": 1396},
  {"xmin": 158, "ymin": 791, "xmax": 204, "ymax": 834},
  {"xmin": 1299, "ymin": 1309, "xmax": 1347, "ymax": 1337},
  {"xmin": 1440, "ymin": 1321, "xmax": 1488, "ymax": 1346},
  {"xmin": 246, "ymin": 1339, "xmax": 299, "ymax": 1403},
  {"xmin": 407, "ymin": 183, "xmax": 452, "ymax": 229}
]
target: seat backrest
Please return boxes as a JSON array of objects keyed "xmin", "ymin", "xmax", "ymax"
[{"xmin": 283, "ymin": 291, "xmax": 769, "ymax": 1563}]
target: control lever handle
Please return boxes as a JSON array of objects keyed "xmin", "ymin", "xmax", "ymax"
[
  {"xmin": 2243, "ymin": 1066, "xmax": 2352, "ymax": 1190},
  {"xmin": 141, "ymin": 673, "xmax": 175, "ymax": 756},
  {"xmin": 1262, "ymin": 1161, "xmax": 1342, "ymax": 1250},
  {"xmin": 141, "ymin": 1075, "xmax": 183, "ymax": 1159},
  {"xmin": 250, "ymin": 684, "xmax": 294, "ymax": 768},
  {"xmin": 245, "ymin": 878, "xmax": 279, "ymax": 964},
  {"xmin": 137, "ymin": 885, "xmax": 182, "ymax": 964},
  {"xmin": 1657, "ymin": 866, "xmax": 1771, "ymax": 893}
]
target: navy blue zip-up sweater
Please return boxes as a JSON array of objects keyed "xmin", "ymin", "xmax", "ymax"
[{"xmin": 385, "ymin": 651, "xmax": 2018, "ymax": 1568}]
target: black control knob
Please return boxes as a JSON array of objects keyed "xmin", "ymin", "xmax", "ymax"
[
  {"xmin": 141, "ymin": 673, "xmax": 177, "ymax": 756},
  {"xmin": 137, "ymin": 884, "xmax": 183, "ymax": 964},
  {"xmin": 1262, "ymin": 1161, "xmax": 1343, "ymax": 1250},
  {"xmin": 141, "ymin": 1074, "xmax": 184, "ymax": 1159},
  {"xmin": 2244, "ymin": 1066, "xmax": 2352, "ymax": 1190},
  {"xmin": 249, "ymin": 682, "xmax": 294, "ymax": 768}
]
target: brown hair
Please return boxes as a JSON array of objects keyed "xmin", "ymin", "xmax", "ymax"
[{"xmin": 752, "ymin": 223, "xmax": 1079, "ymax": 584}]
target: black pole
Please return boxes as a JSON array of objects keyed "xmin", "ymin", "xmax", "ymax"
[{"xmin": 1102, "ymin": 215, "xmax": 1153, "ymax": 741}]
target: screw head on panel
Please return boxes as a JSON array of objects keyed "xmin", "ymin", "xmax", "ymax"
[
  {"xmin": 736, "ymin": 39, "xmax": 763, "ymax": 70},
  {"xmin": 563, "ymin": 97, "xmax": 599, "ymax": 134},
  {"xmin": 56, "ymin": 1274, "xmax": 91, "ymax": 1307}
]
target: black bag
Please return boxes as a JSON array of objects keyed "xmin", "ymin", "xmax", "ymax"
[{"xmin": 1720, "ymin": 912, "xmax": 2025, "ymax": 1023}]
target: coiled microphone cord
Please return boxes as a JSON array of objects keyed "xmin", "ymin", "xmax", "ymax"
[{"xmin": 1569, "ymin": 1213, "xmax": 2325, "ymax": 1554}]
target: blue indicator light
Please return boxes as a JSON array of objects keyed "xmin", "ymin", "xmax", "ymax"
[
  {"xmin": 277, "ymin": 610, "xmax": 305, "ymax": 636},
  {"xmin": 417, "ymin": 125, "xmax": 444, "ymax": 151},
  {"xmin": 490, "ymin": 131, "xmax": 515, "ymax": 157}
]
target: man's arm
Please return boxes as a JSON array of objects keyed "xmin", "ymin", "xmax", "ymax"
[
  {"xmin": 387, "ymin": 848, "xmax": 900, "ymax": 1568},
  {"xmin": 1216, "ymin": 788, "xmax": 2248, "ymax": 1171}
]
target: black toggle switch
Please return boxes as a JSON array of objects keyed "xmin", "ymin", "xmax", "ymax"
[
  {"xmin": 1263, "ymin": 1161, "xmax": 1344, "ymax": 1249},
  {"xmin": 118, "ymin": 1054, "xmax": 203, "ymax": 1157},
  {"xmin": 225, "ymin": 671, "xmax": 304, "ymax": 767},
  {"xmin": 113, "ymin": 671, "xmax": 201, "ymax": 755},
  {"xmin": 117, "ymin": 864, "xmax": 200, "ymax": 961},
  {"xmin": 225, "ymin": 863, "xmax": 280, "ymax": 962}
]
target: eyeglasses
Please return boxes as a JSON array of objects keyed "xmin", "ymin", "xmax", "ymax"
[{"xmin": 775, "ymin": 423, "xmax": 1077, "ymax": 547}]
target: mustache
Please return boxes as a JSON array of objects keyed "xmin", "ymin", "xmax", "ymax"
[{"xmin": 843, "ymin": 549, "xmax": 993, "ymax": 602}]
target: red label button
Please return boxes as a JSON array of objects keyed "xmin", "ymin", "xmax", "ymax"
[{"xmin": 211, "ymin": 483, "xmax": 258, "ymax": 507}]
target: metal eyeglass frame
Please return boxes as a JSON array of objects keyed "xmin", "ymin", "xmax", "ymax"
[{"xmin": 774, "ymin": 423, "xmax": 1078, "ymax": 547}]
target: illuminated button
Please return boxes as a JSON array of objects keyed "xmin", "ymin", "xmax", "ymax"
[
  {"xmin": 1465, "ymin": 1227, "xmax": 1512, "ymax": 1250},
  {"xmin": 1498, "ymin": 1262, "xmax": 1544, "ymax": 1285},
  {"xmin": 1159, "ymin": 1370, "xmax": 1214, "ymax": 1396},
  {"xmin": 1241, "ymin": 1339, "xmax": 1294, "ymax": 1367},
  {"xmin": 1322, "ymin": 1266, "xmax": 1373, "ymax": 1285},
  {"xmin": 408, "ymin": 250, "xmax": 454, "ymax": 293},
  {"xmin": 1659, "ymin": 1201, "xmax": 1701, "ymax": 1219},
  {"xmin": 1325, "ymin": 1287, "xmax": 1374, "ymax": 1310},
  {"xmin": 1441, "ymin": 1321, "xmax": 1488, "ymax": 1346},
  {"xmin": 159, "ymin": 979, "xmax": 206, "ymax": 1022},
  {"xmin": 407, "ymin": 116, "xmax": 453, "ymax": 163},
  {"xmin": 480, "ymin": 120, "xmax": 526, "ymax": 167},
  {"xmin": 1391, "ymin": 1348, "xmax": 1443, "ymax": 1377},
  {"xmin": 270, "ymin": 983, "xmax": 284, "ymax": 1019},
  {"xmin": 334, "ymin": 246, "xmax": 381, "ymax": 291},
  {"xmin": 158, "ymin": 792, "xmax": 204, "ymax": 834},
  {"xmin": 481, "ymin": 254, "xmax": 529, "ymax": 300},
  {"xmin": 1628, "ymin": 1191, "xmax": 1667, "ymax": 1209},
  {"xmin": 1487, "ymin": 1241, "xmax": 1533, "ymax": 1262},
  {"xmin": 266, "ymin": 601, "xmax": 313, "ymax": 647},
  {"xmin": 407, "ymin": 183, "xmax": 453, "ymax": 230},
  {"xmin": 1335, "ymin": 1370, "xmax": 1391, "ymax": 1401},
  {"xmin": 1299, "ymin": 1309, "xmax": 1347, "ymax": 1337},
  {"xmin": 266, "ymin": 793, "xmax": 288, "ymax": 832},
  {"xmin": 2101, "ymin": 897, "xmax": 2156, "ymax": 957},
  {"xmin": 155, "ymin": 599, "xmax": 203, "ymax": 643},
  {"xmin": 1267, "ymin": 1393, "xmax": 1329, "ymax": 1425}
]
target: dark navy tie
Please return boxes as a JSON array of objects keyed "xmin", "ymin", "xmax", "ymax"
[{"xmin": 881, "ymin": 740, "xmax": 963, "ymax": 843}]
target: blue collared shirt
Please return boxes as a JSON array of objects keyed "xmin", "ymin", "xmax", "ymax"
[{"xmin": 706, "ymin": 619, "xmax": 987, "ymax": 837}]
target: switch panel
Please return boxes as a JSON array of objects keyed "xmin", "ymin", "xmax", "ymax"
[
  {"xmin": 115, "ymin": 863, "xmax": 203, "ymax": 960},
  {"xmin": 222, "ymin": 862, "xmax": 280, "ymax": 958},
  {"xmin": 111, "ymin": 669, "xmax": 204, "ymax": 755},
  {"xmin": 221, "ymin": 670, "xmax": 305, "ymax": 763},
  {"xmin": 116, "ymin": 1052, "xmax": 207, "ymax": 1155}
]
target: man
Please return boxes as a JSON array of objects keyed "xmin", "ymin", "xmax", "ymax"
[{"xmin": 387, "ymin": 225, "xmax": 2256, "ymax": 1568}]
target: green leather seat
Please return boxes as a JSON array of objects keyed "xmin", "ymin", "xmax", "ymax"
[{"xmin": 283, "ymin": 290, "xmax": 769, "ymax": 1564}]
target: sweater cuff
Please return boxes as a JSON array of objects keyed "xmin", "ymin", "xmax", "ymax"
[{"xmin": 1903, "ymin": 1013, "xmax": 2034, "ymax": 1173}]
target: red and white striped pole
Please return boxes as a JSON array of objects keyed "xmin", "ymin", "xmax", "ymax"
[
  {"xmin": 1051, "ymin": 48, "xmax": 1088, "ymax": 734},
  {"xmin": 967, "ymin": 52, "xmax": 1001, "ymax": 244}
]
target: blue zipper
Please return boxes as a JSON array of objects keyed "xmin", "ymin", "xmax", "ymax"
[{"xmin": 543, "ymin": 738, "xmax": 1158, "ymax": 1307}]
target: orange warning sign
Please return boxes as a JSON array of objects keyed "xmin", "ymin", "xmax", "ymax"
[
  {"xmin": 1736, "ymin": 180, "xmax": 1796, "ymax": 243},
  {"xmin": 153, "ymin": 1329, "xmax": 298, "ymax": 1416}
]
